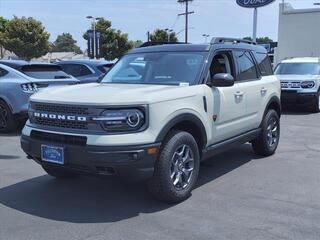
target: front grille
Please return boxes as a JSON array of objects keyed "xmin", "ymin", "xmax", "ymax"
[
  {"xmin": 30, "ymin": 130, "xmax": 87, "ymax": 146},
  {"xmin": 33, "ymin": 118, "xmax": 88, "ymax": 129},
  {"xmin": 32, "ymin": 103, "xmax": 89, "ymax": 115}
]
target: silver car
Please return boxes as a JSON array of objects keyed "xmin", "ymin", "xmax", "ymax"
[{"xmin": 0, "ymin": 61, "xmax": 79, "ymax": 133}]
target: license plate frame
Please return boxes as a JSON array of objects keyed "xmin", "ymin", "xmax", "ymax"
[{"xmin": 41, "ymin": 145, "xmax": 65, "ymax": 165}]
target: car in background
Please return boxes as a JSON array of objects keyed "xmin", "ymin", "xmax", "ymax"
[
  {"xmin": 0, "ymin": 61, "xmax": 79, "ymax": 133},
  {"xmin": 56, "ymin": 60, "xmax": 115, "ymax": 83},
  {"xmin": 275, "ymin": 57, "xmax": 320, "ymax": 113}
]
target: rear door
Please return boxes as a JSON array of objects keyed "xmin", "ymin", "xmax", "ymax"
[{"xmin": 233, "ymin": 50, "xmax": 264, "ymax": 131}]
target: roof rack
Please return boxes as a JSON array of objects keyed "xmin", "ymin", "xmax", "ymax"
[
  {"xmin": 211, "ymin": 37, "xmax": 257, "ymax": 45},
  {"xmin": 139, "ymin": 41, "xmax": 187, "ymax": 48}
]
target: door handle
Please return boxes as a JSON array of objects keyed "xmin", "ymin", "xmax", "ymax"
[
  {"xmin": 261, "ymin": 87, "xmax": 268, "ymax": 94},
  {"xmin": 234, "ymin": 91, "xmax": 244, "ymax": 97}
]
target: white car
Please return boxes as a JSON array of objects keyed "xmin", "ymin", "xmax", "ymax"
[
  {"xmin": 275, "ymin": 57, "xmax": 320, "ymax": 112},
  {"xmin": 21, "ymin": 38, "xmax": 281, "ymax": 203}
]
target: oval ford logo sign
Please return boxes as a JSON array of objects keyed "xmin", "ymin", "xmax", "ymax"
[{"xmin": 236, "ymin": 0, "xmax": 275, "ymax": 8}]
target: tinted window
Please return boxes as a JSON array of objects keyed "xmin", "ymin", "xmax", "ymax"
[
  {"xmin": 102, "ymin": 52, "xmax": 205, "ymax": 85},
  {"xmin": 274, "ymin": 63, "xmax": 320, "ymax": 75},
  {"xmin": 255, "ymin": 53, "xmax": 273, "ymax": 76},
  {"xmin": 0, "ymin": 68, "xmax": 8, "ymax": 77},
  {"xmin": 234, "ymin": 51, "xmax": 258, "ymax": 81},
  {"xmin": 97, "ymin": 64, "xmax": 113, "ymax": 74},
  {"xmin": 21, "ymin": 65, "xmax": 71, "ymax": 79},
  {"xmin": 59, "ymin": 64, "xmax": 92, "ymax": 77}
]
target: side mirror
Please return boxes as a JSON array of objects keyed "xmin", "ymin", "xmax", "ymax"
[{"xmin": 208, "ymin": 73, "xmax": 234, "ymax": 87}]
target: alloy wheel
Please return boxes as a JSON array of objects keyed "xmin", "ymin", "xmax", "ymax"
[
  {"xmin": 170, "ymin": 144, "xmax": 195, "ymax": 190},
  {"xmin": 266, "ymin": 117, "xmax": 279, "ymax": 148}
]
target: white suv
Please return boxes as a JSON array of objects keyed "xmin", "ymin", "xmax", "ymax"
[
  {"xmin": 21, "ymin": 38, "xmax": 281, "ymax": 203},
  {"xmin": 275, "ymin": 57, "xmax": 320, "ymax": 112}
]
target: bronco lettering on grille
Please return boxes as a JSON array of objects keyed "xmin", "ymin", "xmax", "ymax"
[{"xmin": 33, "ymin": 112, "xmax": 87, "ymax": 122}]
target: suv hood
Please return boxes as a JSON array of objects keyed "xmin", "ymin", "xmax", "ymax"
[
  {"xmin": 276, "ymin": 74, "xmax": 320, "ymax": 82},
  {"xmin": 30, "ymin": 83, "xmax": 197, "ymax": 105}
]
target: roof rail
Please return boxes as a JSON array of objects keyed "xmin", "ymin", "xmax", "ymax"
[
  {"xmin": 211, "ymin": 37, "xmax": 257, "ymax": 45},
  {"xmin": 139, "ymin": 41, "xmax": 187, "ymax": 48}
]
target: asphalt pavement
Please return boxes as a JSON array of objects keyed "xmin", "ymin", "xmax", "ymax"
[{"xmin": 0, "ymin": 111, "xmax": 319, "ymax": 240}]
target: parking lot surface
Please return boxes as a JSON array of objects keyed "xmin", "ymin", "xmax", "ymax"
[{"xmin": 0, "ymin": 112, "xmax": 320, "ymax": 240}]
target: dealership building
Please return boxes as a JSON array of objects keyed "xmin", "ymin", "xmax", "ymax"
[{"xmin": 275, "ymin": 3, "xmax": 320, "ymax": 64}]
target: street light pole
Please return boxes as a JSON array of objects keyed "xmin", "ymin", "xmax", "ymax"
[
  {"xmin": 202, "ymin": 34, "xmax": 210, "ymax": 43},
  {"xmin": 252, "ymin": 7, "xmax": 258, "ymax": 42},
  {"xmin": 86, "ymin": 16, "xmax": 101, "ymax": 59}
]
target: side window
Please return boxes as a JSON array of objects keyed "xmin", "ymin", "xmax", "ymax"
[
  {"xmin": 209, "ymin": 51, "xmax": 235, "ymax": 78},
  {"xmin": 254, "ymin": 52, "xmax": 273, "ymax": 76},
  {"xmin": 60, "ymin": 64, "xmax": 92, "ymax": 77},
  {"xmin": 0, "ymin": 67, "xmax": 8, "ymax": 78},
  {"xmin": 234, "ymin": 51, "xmax": 258, "ymax": 81}
]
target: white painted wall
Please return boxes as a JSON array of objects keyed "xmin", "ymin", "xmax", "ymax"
[{"xmin": 275, "ymin": 3, "xmax": 320, "ymax": 65}]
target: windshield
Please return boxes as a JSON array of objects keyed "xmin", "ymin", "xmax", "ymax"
[
  {"xmin": 275, "ymin": 63, "xmax": 320, "ymax": 75},
  {"xmin": 101, "ymin": 52, "xmax": 205, "ymax": 85}
]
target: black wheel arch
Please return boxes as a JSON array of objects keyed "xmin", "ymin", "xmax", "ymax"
[
  {"xmin": 265, "ymin": 96, "xmax": 281, "ymax": 118},
  {"xmin": 155, "ymin": 113, "xmax": 208, "ymax": 151}
]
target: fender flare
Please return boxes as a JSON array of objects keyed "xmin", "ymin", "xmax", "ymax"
[
  {"xmin": 264, "ymin": 95, "xmax": 281, "ymax": 118},
  {"xmin": 155, "ymin": 113, "xmax": 207, "ymax": 147}
]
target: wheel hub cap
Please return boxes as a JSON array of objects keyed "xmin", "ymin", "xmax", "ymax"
[{"xmin": 267, "ymin": 117, "xmax": 279, "ymax": 148}]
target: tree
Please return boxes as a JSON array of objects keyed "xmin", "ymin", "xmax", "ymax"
[
  {"xmin": 0, "ymin": 17, "xmax": 9, "ymax": 58},
  {"xmin": 83, "ymin": 18, "xmax": 133, "ymax": 60},
  {"xmin": 150, "ymin": 29, "xmax": 178, "ymax": 43},
  {"xmin": 52, "ymin": 33, "xmax": 82, "ymax": 54},
  {"xmin": 0, "ymin": 16, "xmax": 50, "ymax": 60},
  {"xmin": 130, "ymin": 40, "xmax": 143, "ymax": 48},
  {"xmin": 243, "ymin": 36, "xmax": 273, "ymax": 43}
]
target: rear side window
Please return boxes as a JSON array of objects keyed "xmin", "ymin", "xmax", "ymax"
[
  {"xmin": 97, "ymin": 64, "xmax": 113, "ymax": 74},
  {"xmin": 234, "ymin": 51, "xmax": 258, "ymax": 81},
  {"xmin": 254, "ymin": 53, "xmax": 273, "ymax": 76},
  {"xmin": 21, "ymin": 65, "xmax": 71, "ymax": 79},
  {"xmin": 0, "ymin": 67, "xmax": 8, "ymax": 78},
  {"xmin": 59, "ymin": 64, "xmax": 92, "ymax": 77}
]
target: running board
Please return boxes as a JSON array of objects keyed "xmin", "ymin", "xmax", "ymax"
[{"xmin": 202, "ymin": 128, "xmax": 261, "ymax": 161}]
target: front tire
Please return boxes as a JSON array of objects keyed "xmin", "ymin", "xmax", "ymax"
[
  {"xmin": 252, "ymin": 109, "xmax": 280, "ymax": 156},
  {"xmin": 148, "ymin": 131, "xmax": 200, "ymax": 203},
  {"xmin": 311, "ymin": 91, "xmax": 320, "ymax": 113},
  {"xmin": 0, "ymin": 100, "xmax": 17, "ymax": 133},
  {"xmin": 42, "ymin": 165, "xmax": 76, "ymax": 179}
]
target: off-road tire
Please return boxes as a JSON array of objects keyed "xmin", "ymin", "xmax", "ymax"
[
  {"xmin": 311, "ymin": 91, "xmax": 320, "ymax": 113},
  {"xmin": 148, "ymin": 131, "xmax": 200, "ymax": 203},
  {"xmin": 252, "ymin": 109, "xmax": 280, "ymax": 156}
]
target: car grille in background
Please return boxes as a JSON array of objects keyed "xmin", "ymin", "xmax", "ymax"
[
  {"xmin": 281, "ymin": 81, "xmax": 301, "ymax": 89},
  {"xmin": 30, "ymin": 130, "xmax": 87, "ymax": 146}
]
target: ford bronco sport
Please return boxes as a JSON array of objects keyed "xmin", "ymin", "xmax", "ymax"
[{"xmin": 21, "ymin": 38, "xmax": 281, "ymax": 203}]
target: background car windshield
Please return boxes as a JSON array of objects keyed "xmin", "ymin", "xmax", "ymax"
[
  {"xmin": 275, "ymin": 63, "xmax": 320, "ymax": 75},
  {"xmin": 101, "ymin": 52, "xmax": 205, "ymax": 85}
]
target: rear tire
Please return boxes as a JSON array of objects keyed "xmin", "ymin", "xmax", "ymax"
[
  {"xmin": 252, "ymin": 109, "xmax": 280, "ymax": 156},
  {"xmin": 148, "ymin": 131, "xmax": 200, "ymax": 203},
  {"xmin": 42, "ymin": 165, "xmax": 76, "ymax": 179},
  {"xmin": 0, "ymin": 100, "xmax": 17, "ymax": 133},
  {"xmin": 311, "ymin": 91, "xmax": 320, "ymax": 113}
]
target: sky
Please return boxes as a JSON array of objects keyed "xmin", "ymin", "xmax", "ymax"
[{"xmin": 0, "ymin": 0, "xmax": 318, "ymax": 51}]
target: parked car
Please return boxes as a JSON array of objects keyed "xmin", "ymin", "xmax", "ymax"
[
  {"xmin": 21, "ymin": 38, "xmax": 281, "ymax": 203},
  {"xmin": 56, "ymin": 60, "xmax": 115, "ymax": 83},
  {"xmin": 0, "ymin": 61, "xmax": 79, "ymax": 133},
  {"xmin": 275, "ymin": 57, "xmax": 320, "ymax": 112}
]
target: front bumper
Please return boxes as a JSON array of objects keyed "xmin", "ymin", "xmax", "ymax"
[
  {"xmin": 281, "ymin": 91, "xmax": 318, "ymax": 107},
  {"xmin": 21, "ymin": 131, "xmax": 160, "ymax": 180}
]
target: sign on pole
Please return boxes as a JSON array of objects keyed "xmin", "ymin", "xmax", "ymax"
[
  {"xmin": 87, "ymin": 30, "xmax": 94, "ymax": 59},
  {"xmin": 87, "ymin": 30, "xmax": 102, "ymax": 59},
  {"xmin": 236, "ymin": 0, "xmax": 276, "ymax": 8}
]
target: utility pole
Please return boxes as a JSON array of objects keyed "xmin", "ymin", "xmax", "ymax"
[{"xmin": 178, "ymin": 0, "xmax": 194, "ymax": 43}]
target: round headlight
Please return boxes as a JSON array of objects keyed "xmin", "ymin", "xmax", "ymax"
[
  {"xmin": 96, "ymin": 109, "xmax": 145, "ymax": 132},
  {"xmin": 301, "ymin": 81, "xmax": 315, "ymax": 89}
]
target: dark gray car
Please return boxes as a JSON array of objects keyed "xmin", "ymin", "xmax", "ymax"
[
  {"xmin": 57, "ymin": 60, "xmax": 115, "ymax": 83},
  {"xmin": 0, "ymin": 61, "xmax": 79, "ymax": 133}
]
